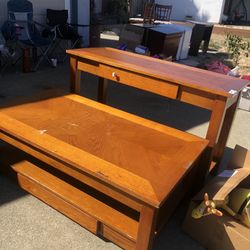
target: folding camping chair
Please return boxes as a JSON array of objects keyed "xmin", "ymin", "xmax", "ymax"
[
  {"xmin": 43, "ymin": 8, "xmax": 82, "ymax": 62},
  {"xmin": 7, "ymin": 0, "xmax": 55, "ymax": 71},
  {"xmin": 0, "ymin": 30, "xmax": 17, "ymax": 74}
]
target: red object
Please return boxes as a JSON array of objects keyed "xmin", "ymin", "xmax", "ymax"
[
  {"xmin": 205, "ymin": 60, "xmax": 231, "ymax": 75},
  {"xmin": 241, "ymin": 75, "xmax": 250, "ymax": 87}
]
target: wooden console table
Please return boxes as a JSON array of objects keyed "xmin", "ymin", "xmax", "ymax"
[
  {"xmin": 0, "ymin": 94, "xmax": 208, "ymax": 249},
  {"xmin": 67, "ymin": 47, "xmax": 249, "ymax": 172}
]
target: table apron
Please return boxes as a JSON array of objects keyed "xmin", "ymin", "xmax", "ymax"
[
  {"xmin": 77, "ymin": 59, "xmax": 232, "ymax": 111},
  {"xmin": 0, "ymin": 132, "xmax": 146, "ymax": 212}
]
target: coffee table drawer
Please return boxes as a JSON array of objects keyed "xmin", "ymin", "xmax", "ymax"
[
  {"xmin": 99, "ymin": 64, "xmax": 178, "ymax": 99},
  {"xmin": 12, "ymin": 160, "xmax": 139, "ymax": 249}
]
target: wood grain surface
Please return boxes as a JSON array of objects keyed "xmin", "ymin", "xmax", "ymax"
[
  {"xmin": 67, "ymin": 47, "xmax": 249, "ymax": 97},
  {"xmin": 67, "ymin": 47, "xmax": 250, "ymax": 173},
  {"xmin": 13, "ymin": 161, "xmax": 138, "ymax": 240},
  {"xmin": 0, "ymin": 94, "xmax": 208, "ymax": 207}
]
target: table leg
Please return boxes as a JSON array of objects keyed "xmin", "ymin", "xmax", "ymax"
[
  {"xmin": 195, "ymin": 146, "xmax": 214, "ymax": 187},
  {"xmin": 74, "ymin": 70, "xmax": 81, "ymax": 95},
  {"xmin": 135, "ymin": 206, "xmax": 156, "ymax": 250},
  {"xmin": 98, "ymin": 78, "xmax": 108, "ymax": 104},
  {"xmin": 70, "ymin": 56, "xmax": 79, "ymax": 93},
  {"xmin": 213, "ymin": 95, "xmax": 240, "ymax": 162},
  {"xmin": 22, "ymin": 48, "xmax": 30, "ymax": 73},
  {"xmin": 205, "ymin": 98, "xmax": 227, "ymax": 172},
  {"xmin": 206, "ymin": 98, "xmax": 227, "ymax": 148}
]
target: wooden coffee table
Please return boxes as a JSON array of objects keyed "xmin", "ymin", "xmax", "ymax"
[{"xmin": 0, "ymin": 94, "xmax": 208, "ymax": 249}]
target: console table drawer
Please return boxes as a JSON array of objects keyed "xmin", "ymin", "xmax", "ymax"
[{"xmin": 99, "ymin": 64, "xmax": 178, "ymax": 99}]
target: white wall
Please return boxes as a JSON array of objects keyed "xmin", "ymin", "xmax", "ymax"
[
  {"xmin": 155, "ymin": 0, "xmax": 226, "ymax": 23},
  {"xmin": 65, "ymin": 0, "xmax": 72, "ymax": 22}
]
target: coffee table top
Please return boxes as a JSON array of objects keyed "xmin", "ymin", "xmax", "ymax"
[{"xmin": 0, "ymin": 94, "xmax": 208, "ymax": 207}]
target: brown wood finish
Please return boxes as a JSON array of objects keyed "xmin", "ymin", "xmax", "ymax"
[
  {"xmin": 0, "ymin": 94, "xmax": 208, "ymax": 249},
  {"xmin": 98, "ymin": 78, "xmax": 108, "ymax": 103},
  {"xmin": 66, "ymin": 47, "xmax": 249, "ymax": 169},
  {"xmin": 12, "ymin": 161, "xmax": 138, "ymax": 243},
  {"xmin": 74, "ymin": 70, "xmax": 81, "ymax": 95},
  {"xmin": 16, "ymin": 167, "xmax": 99, "ymax": 234},
  {"xmin": 0, "ymin": 94, "xmax": 208, "ymax": 207},
  {"xmin": 98, "ymin": 64, "xmax": 179, "ymax": 100},
  {"xmin": 178, "ymin": 87, "xmax": 217, "ymax": 110},
  {"xmin": 135, "ymin": 206, "xmax": 157, "ymax": 250},
  {"xmin": 213, "ymin": 94, "xmax": 241, "ymax": 162},
  {"xmin": 67, "ymin": 48, "xmax": 248, "ymax": 97},
  {"xmin": 0, "ymin": 132, "xmax": 143, "ymax": 212},
  {"xmin": 101, "ymin": 225, "xmax": 135, "ymax": 250},
  {"xmin": 206, "ymin": 97, "xmax": 227, "ymax": 147},
  {"xmin": 69, "ymin": 56, "xmax": 78, "ymax": 93}
]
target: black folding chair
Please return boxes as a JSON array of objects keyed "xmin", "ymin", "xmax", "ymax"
[
  {"xmin": 43, "ymin": 9, "xmax": 82, "ymax": 62},
  {"xmin": 7, "ymin": 0, "xmax": 55, "ymax": 71}
]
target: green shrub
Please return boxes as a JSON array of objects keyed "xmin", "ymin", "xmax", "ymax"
[{"xmin": 225, "ymin": 33, "xmax": 249, "ymax": 66}]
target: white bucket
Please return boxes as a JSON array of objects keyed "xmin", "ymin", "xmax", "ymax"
[{"xmin": 51, "ymin": 58, "xmax": 57, "ymax": 67}]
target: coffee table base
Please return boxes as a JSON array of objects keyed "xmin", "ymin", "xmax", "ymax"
[{"xmin": 12, "ymin": 159, "xmax": 200, "ymax": 250}]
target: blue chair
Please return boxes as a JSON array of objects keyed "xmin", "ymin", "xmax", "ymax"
[{"xmin": 7, "ymin": 0, "xmax": 55, "ymax": 71}]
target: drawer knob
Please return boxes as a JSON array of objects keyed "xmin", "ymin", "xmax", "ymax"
[{"xmin": 112, "ymin": 72, "xmax": 118, "ymax": 78}]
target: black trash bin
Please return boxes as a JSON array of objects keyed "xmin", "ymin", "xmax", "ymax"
[{"xmin": 188, "ymin": 21, "xmax": 213, "ymax": 56}]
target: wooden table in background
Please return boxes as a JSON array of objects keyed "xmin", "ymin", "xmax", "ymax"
[
  {"xmin": 67, "ymin": 47, "xmax": 249, "ymax": 173},
  {"xmin": 0, "ymin": 94, "xmax": 208, "ymax": 249}
]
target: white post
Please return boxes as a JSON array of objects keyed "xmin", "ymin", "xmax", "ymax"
[
  {"xmin": 77, "ymin": 0, "xmax": 90, "ymax": 47},
  {"xmin": 218, "ymin": 0, "xmax": 227, "ymax": 23},
  {"xmin": 64, "ymin": 0, "xmax": 71, "ymax": 22}
]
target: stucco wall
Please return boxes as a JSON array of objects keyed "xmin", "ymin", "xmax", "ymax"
[{"xmin": 155, "ymin": 0, "xmax": 226, "ymax": 23}]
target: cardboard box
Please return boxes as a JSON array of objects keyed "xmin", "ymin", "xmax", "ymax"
[
  {"xmin": 183, "ymin": 145, "xmax": 250, "ymax": 250},
  {"xmin": 238, "ymin": 87, "xmax": 250, "ymax": 112}
]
